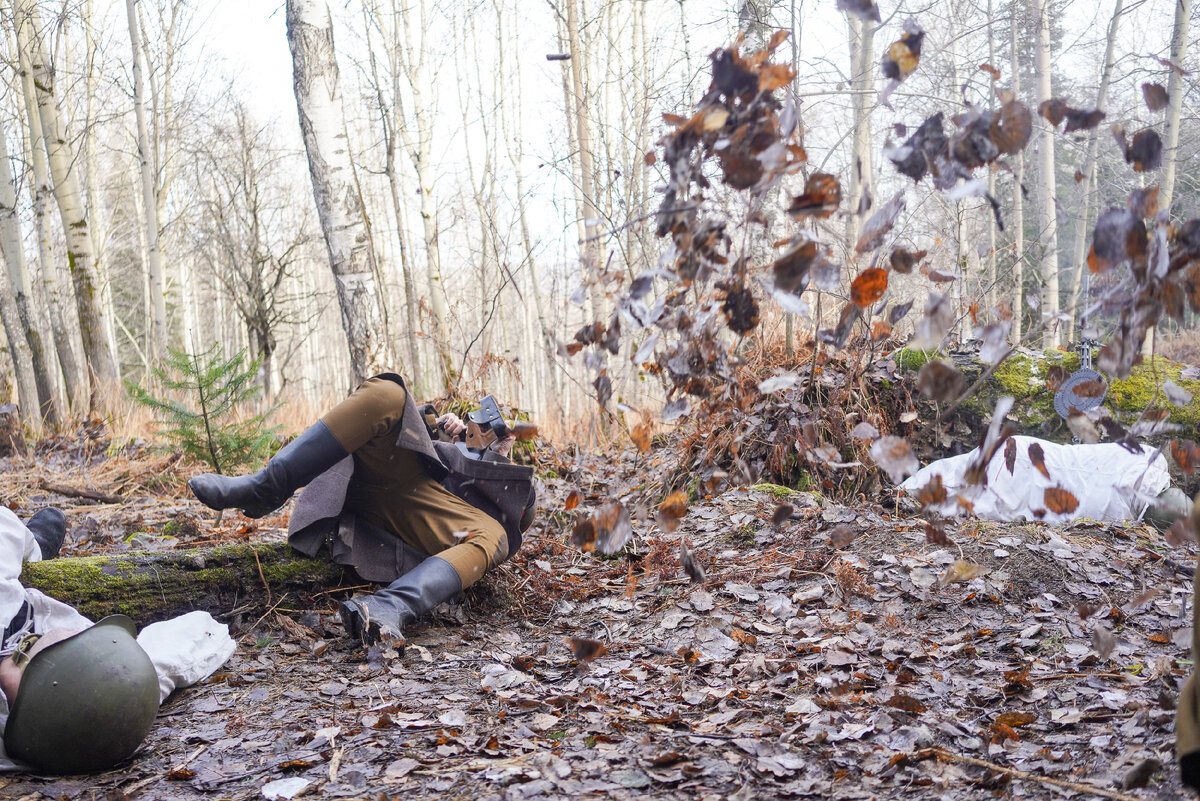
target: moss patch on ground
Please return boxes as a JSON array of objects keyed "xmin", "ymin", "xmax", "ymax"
[{"xmin": 895, "ymin": 348, "xmax": 1200, "ymax": 442}]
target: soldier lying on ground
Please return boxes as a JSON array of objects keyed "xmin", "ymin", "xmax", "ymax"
[
  {"xmin": 189, "ymin": 372, "xmax": 537, "ymax": 647},
  {"xmin": 0, "ymin": 506, "xmax": 234, "ymax": 774}
]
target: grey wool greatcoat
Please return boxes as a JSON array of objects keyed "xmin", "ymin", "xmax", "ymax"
[{"xmin": 287, "ymin": 373, "xmax": 536, "ymax": 582}]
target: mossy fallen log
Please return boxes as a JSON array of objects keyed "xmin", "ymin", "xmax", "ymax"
[{"xmin": 20, "ymin": 541, "xmax": 356, "ymax": 623}]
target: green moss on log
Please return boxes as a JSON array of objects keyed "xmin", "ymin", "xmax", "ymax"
[{"xmin": 20, "ymin": 541, "xmax": 353, "ymax": 623}]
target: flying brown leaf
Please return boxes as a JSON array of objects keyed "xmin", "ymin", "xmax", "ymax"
[
  {"xmin": 1027, "ymin": 442, "xmax": 1051, "ymax": 480},
  {"xmin": 979, "ymin": 63, "xmax": 1001, "ymax": 80},
  {"xmin": 850, "ymin": 268, "xmax": 889, "ymax": 306},
  {"xmin": 1092, "ymin": 625, "xmax": 1115, "ymax": 659},
  {"xmin": 571, "ymin": 501, "xmax": 632, "ymax": 554},
  {"xmin": 511, "ymin": 421, "xmax": 539, "ymax": 440},
  {"xmin": 855, "ymin": 191, "xmax": 907, "ymax": 253},
  {"xmin": 1046, "ymin": 364, "xmax": 1069, "ymax": 392},
  {"xmin": 829, "ymin": 525, "xmax": 855, "ymax": 549},
  {"xmin": 989, "ymin": 100, "xmax": 1032, "ymax": 154},
  {"xmin": 1072, "ymin": 377, "xmax": 1108, "ymax": 399},
  {"xmin": 887, "ymin": 114, "xmax": 946, "ymax": 182},
  {"xmin": 1038, "ymin": 98, "xmax": 1068, "ymax": 126},
  {"xmin": 870, "ymin": 436, "xmax": 919, "ymax": 484},
  {"xmin": 1004, "ymin": 437, "xmax": 1017, "ymax": 474},
  {"xmin": 679, "ymin": 539, "xmax": 706, "ymax": 584},
  {"xmin": 881, "ymin": 21, "xmax": 924, "ymax": 82},
  {"xmin": 772, "ymin": 503, "xmax": 794, "ymax": 525},
  {"xmin": 787, "ymin": 173, "xmax": 842, "ymax": 219},
  {"xmin": 889, "ymin": 247, "xmax": 927, "ymax": 274},
  {"xmin": 1115, "ymin": 126, "xmax": 1163, "ymax": 172},
  {"xmin": 1172, "ymin": 439, "xmax": 1200, "ymax": 473},
  {"xmin": 917, "ymin": 360, "xmax": 967, "ymax": 402},
  {"xmin": 569, "ymin": 637, "xmax": 608, "ymax": 663},
  {"xmin": 836, "ymin": 0, "xmax": 880, "ymax": 22},
  {"xmin": 1063, "ymin": 108, "xmax": 1105, "ymax": 134},
  {"xmin": 657, "ymin": 491, "xmax": 688, "ymax": 531},
  {"xmin": 771, "ymin": 237, "xmax": 818, "ymax": 294},
  {"xmin": 1044, "ymin": 486, "xmax": 1080, "ymax": 515},
  {"xmin": 721, "ymin": 285, "xmax": 760, "ymax": 335},
  {"xmin": 1142, "ymin": 82, "xmax": 1169, "ymax": 112},
  {"xmin": 564, "ymin": 490, "xmax": 581, "ymax": 511},
  {"xmin": 916, "ymin": 475, "xmax": 947, "ymax": 508},
  {"xmin": 631, "ymin": 421, "xmax": 653, "ymax": 453},
  {"xmin": 1166, "ymin": 517, "xmax": 1196, "ymax": 547},
  {"xmin": 924, "ymin": 520, "xmax": 953, "ymax": 546}
]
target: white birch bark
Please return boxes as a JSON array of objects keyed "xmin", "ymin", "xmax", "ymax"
[
  {"xmin": 1159, "ymin": 0, "xmax": 1191, "ymax": 215},
  {"xmin": 1065, "ymin": 0, "xmax": 1122, "ymax": 344},
  {"xmin": 0, "ymin": 116, "xmax": 58, "ymax": 426},
  {"xmin": 380, "ymin": 0, "xmax": 452, "ymax": 387},
  {"xmin": 12, "ymin": 0, "xmax": 119, "ymax": 402},
  {"xmin": 844, "ymin": 14, "xmax": 874, "ymax": 252},
  {"xmin": 126, "ymin": 0, "xmax": 166, "ymax": 362},
  {"xmin": 361, "ymin": 0, "xmax": 425, "ymax": 396},
  {"xmin": 1009, "ymin": 4, "xmax": 1025, "ymax": 343},
  {"xmin": 1033, "ymin": 0, "xmax": 1059, "ymax": 348},
  {"xmin": 286, "ymin": 0, "xmax": 392, "ymax": 384}
]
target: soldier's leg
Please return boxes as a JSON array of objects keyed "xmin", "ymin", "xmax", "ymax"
[
  {"xmin": 339, "ymin": 479, "xmax": 509, "ymax": 645},
  {"xmin": 189, "ymin": 376, "xmax": 412, "ymax": 517}
]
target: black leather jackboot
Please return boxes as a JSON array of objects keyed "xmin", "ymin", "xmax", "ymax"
[
  {"xmin": 188, "ymin": 421, "xmax": 348, "ymax": 518},
  {"xmin": 339, "ymin": 556, "xmax": 463, "ymax": 647},
  {"xmin": 26, "ymin": 508, "xmax": 66, "ymax": 560}
]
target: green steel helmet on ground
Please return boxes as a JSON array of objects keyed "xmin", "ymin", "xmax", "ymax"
[{"xmin": 4, "ymin": 615, "xmax": 159, "ymax": 774}]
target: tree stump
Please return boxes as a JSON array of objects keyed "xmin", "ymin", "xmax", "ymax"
[
  {"xmin": 20, "ymin": 541, "xmax": 357, "ymax": 623},
  {"xmin": 0, "ymin": 404, "xmax": 26, "ymax": 457}
]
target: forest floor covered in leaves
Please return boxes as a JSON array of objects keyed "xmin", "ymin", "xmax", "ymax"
[{"xmin": 0, "ymin": 430, "xmax": 1195, "ymax": 801}]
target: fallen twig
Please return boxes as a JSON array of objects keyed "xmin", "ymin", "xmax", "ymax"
[
  {"xmin": 39, "ymin": 479, "xmax": 123, "ymax": 504},
  {"xmin": 915, "ymin": 746, "xmax": 1143, "ymax": 801}
]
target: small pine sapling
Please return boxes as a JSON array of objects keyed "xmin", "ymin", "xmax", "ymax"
[{"xmin": 127, "ymin": 345, "xmax": 278, "ymax": 474}]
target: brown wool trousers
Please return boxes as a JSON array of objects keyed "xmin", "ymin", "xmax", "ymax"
[{"xmin": 320, "ymin": 377, "xmax": 508, "ymax": 588}]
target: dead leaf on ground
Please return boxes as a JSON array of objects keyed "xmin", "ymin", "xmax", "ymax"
[{"xmin": 939, "ymin": 560, "xmax": 987, "ymax": 585}]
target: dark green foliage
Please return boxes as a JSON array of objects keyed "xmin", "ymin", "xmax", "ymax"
[{"xmin": 127, "ymin": 345, "xmax": 278, "ymax": 474}]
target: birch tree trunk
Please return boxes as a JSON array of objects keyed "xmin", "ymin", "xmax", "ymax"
[
  {"xmin": 1159, "ymin": 0, "xmax": 1191, "ymax": 215},
  {"xmin": 14, "ymin": 60, "xmax": 87, "ymax": 413},
  {"xmin": 12, "ymin": 0, "xmax": 119, "ymax": 405},
  {"xmin": 0, "ymin": 118, "xmax": 58, "ymax": 427},
  {"xmin": 1033, "ymin": 0, "xmax": 1059, "ymax": 349},
  {"xmin": 1009, "ymin": 3, "xmax": 1025, "ymax": 344},
  {"xmin": 361, "ymin": 0, "xmax": 426, "ymax": 396},
  {"xmin": 286, "ymin": 0, "xmax": 392, "ymax": 384},
  {"xmin": 393, "ymin": 0, "xmax": 451, "ymax": 388},
  {"xmin": 126, "ymin": 0, "xmax": 167, "ymax": 362},
  {"xmin": 564, "ymin": 0, "xmax": 603, "ymax": 313},
  {"xmin": 1064, "ymin": 0, "xmax": 1122, "ymax": 344},
  {"xmin": 844, "ymin": 14, "xmax": 874, "ymax": 252}
]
